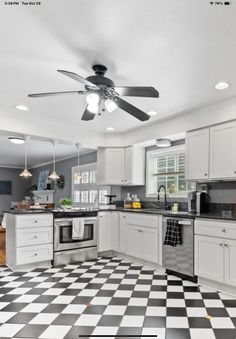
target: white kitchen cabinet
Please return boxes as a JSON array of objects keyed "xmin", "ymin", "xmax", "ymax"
[
  {"xmin": 195, "ymin": 235, "xmax": 224, "ymax": 283},
  {"xmin": 6, "ymin": 213, "xmax": 53, "ymax": 271},
  {"xmin": 185, "ymin": 128, "xmax": 209, "ymax": 180},
  {"xmin": 111, "ymin": 212, "xmax": 119, "ymax": 252},
  {"xmin": 210, "ymin": 121, "xmax": 236, "ymax": 179},
  {"xmin": 97, "ymin": 148, "xmax": 125, "ymax": 185},
  {"xmin": 224, "ymin": 239, "xmax": 236, "ymax": 287},
  {"xmin": 126, "ymin": 224, "xmax": 142, "ymax": 258},
  {"xmin": 98, "ymin": 212, "xmax": 112, "ymax": 252},
  {"xmin": 98, "ymin": 211, "xmax": 120, "ymax": 252},
  {"xmin": 195, "ymin": 219, "xmax": 236, "ymax": 287},
  {"xmin": 120, "ymin": 213, "xmax": 159, "ymax": 264},
  {"xmin": 97, "ymin": 146, "xmax": 145, "ymax": 186},
  {"xmin": 142, "ymin": 227, "xmax": 159, "ymax": 263}
]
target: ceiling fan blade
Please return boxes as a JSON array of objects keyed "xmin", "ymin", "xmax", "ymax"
[
  {"xmin": 114, "ymin": 97, "xmax": 150, "ymax": 121},
  {"xmin": 28, "ymin": 90, "xmax": 87, "ymax": 98},
  {"xmin": 114, "ymin": 86, "xmax": 159, "ymax": 98},
  {"xmin": 57, "ymin": 70, "xmax": 99, "ymax": 89},
  {"xmin": 81, "ymin": 106, "xmax": 96, "ymax": 121}
]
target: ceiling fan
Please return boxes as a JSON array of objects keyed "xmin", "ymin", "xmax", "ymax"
[{"xmin": 28, "ymin": 64, "xmax": 159, "ymax": 121}]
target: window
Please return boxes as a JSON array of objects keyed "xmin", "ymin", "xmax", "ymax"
[
  {"xmin": 72, "ymin": 162, "xmax": 110, "ymax": 207},
  {"xmin": 146, "ymin": 146, "xmax": 195, "ymax": 198}
]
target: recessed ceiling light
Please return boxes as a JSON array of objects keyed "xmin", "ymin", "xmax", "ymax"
[
  {"xmin": 147, "ymin": 111, "xmax": 157, "ymax": 116},
  {"xmin": 156, "ymin": 139, "xmax": 171, "ymax": 148},
  {"xmin": 8, "ymin": 137, "xmax": 25, "ymax": 144},
  {"xmin": 214, "ymin": 82, "xmax": 230, "ymax": 90},
  {"xmin": 106, "ymin": 127, "xmax": 115, "ymax": 131},
  {"xmin": 15, "ymin": 105, "xmax": 29, "ymax": 111}
]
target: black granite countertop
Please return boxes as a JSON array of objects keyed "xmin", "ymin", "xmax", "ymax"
[
  {"xmin": 3, "ymin": 207, "xmax": 236, "ymax": 221},
  {"xmin": 114, "ymin": 207, "xmax": 236, "ymax": 221}
]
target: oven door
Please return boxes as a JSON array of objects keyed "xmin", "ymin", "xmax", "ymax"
[{"xmin": 54, "ymin": 217, "xmax": 97, "ymax": 251}]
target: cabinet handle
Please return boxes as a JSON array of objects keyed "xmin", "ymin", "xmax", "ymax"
[
  {"xmin": 34, "ymin": 220, "xmax": 38, "ymax": 223},
  {"xmin": 219, "ymin": 243, "xmax": 223, "ymax": 247},
  {"xmin": 222, "ymin": 229, "xmax": 226, "ymax": 233},
  {"xmin": 34, "ymin": 236, "xmax": 38, "ymax": 239},
  {"xmin": 34, "ymin": 253, "xmax": 38, "ymax": 256},
  {"xmin": 224, "ymin": 244, "xmax": 228, "ymax": 247},
  {"xmin": 204, "ymin": 173, "xmax": 208, "ymax": 176},
  {"xmin": 234, "ymin": 171, "xmax": 236, "ymax": 174}
]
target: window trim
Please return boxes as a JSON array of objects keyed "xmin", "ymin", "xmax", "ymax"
[{"xmin": 146, "ymin": 145, "xmax": 187, "ymax": 198}]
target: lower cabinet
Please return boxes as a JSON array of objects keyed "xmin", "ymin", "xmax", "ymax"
[
  {"xmin": 195, "ymin": 235, "xmax": 224, "ymax": 283},
  {"xmin": 98, "ymin": 211, "xmax": 160, "ymax": 265},
  {"xmin": 121, "ymin": 213, "xmax": 160, "ymax": 264},
  {"xmin": 98, "ymin": 211, "xmax": 119, "ymax": 252},
  {"xmin": 195, "ymin": 219, "xmax": 236, "ymax": 287},
  {"xmin": 224, "ymin": 239, "xmax": 236, "ymax": 286}
]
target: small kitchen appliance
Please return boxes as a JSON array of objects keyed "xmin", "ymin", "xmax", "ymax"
[
  {"xmin": 187, "ymin": 191, "xmax": 197, "ymax": 213},
  {"xmin": 196, "ymin": 191, "xmax": 210, "ymax": 213}
]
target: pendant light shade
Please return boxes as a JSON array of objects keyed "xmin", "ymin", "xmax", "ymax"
[
  {"xmin": 19, "ymin": 136, "xmax": 32, "ymax": 177},
  {"xmin": 49, "ymin": 140, "xmax": 60, "ymax": 181},
  {"xmin": 75, "ymin": 143, "xmax": 81, "ymax": 182}
]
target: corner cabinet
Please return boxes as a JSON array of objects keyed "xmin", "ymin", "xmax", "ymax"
[
  {"xmin": 97, "ymin": 146, "xmax": 145, "ymax": 186},
  {"xmin": 185, "ymin": 128, "xmax": 209, "ymax": 180},
  {"xmin": 195, "ymin": 219, "xmax": 236, "ymax": 288}
]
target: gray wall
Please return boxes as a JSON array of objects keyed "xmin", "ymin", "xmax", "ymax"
[
  {"xmin": 31, "ymin": 152, "xmax": 97, "ymax": 206},
  {"xmin": 207, "ymin": 182, "xmax": 236, "ymax": 204},
  {"xmin": 0, "ymin": 167, "xmax": 30, "ymax": 213}
]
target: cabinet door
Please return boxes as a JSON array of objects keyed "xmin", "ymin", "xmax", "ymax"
[
  {"xmin": 98, "ymin": 213, "xmax": 111, "ymax": 252},
  {"xmin": 126, "ymin": 224, "xmax": 142, "ymax": 258},
  {"xmin": 185, "ymin": 129, "xmax": 209, "ymax": 180},
  {"xmin": 195, "ymin": 235, "xmax": 224, "ymax": 283},
  {"xmin": 224, "ymin": 240, "xmax": 236, "ymax": 287},
  {"xmin": 141, "ymin": 227, "xmax": 158, "ymax": 264},
  {"xmin": 125, "ymin": 146, "xmax": 132, "ymax": 185},
  {"xmin": 111, "ymin": 212, "xmax": 119, "ymax": 252},
  {"xmin": 119, "ymin": 214, "xmax": 127, "ymax": 253},
  {"xmin": 210, "ymin": 121, "xmax": 236, "ymax": 179},
  {"xmin": 105, "ymin": 148, "xmax": 125, "ymax": 185}
]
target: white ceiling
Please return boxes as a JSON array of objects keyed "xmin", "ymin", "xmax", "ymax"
[
  {"xmin": 0, "ymin": 0, "xmax": 235, "ymax": 144},
  {"xmin": 0, "ymin": 132, "xmax": 92, "ymax": 168}
]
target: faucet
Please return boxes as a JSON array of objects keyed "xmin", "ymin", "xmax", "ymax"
[{"xmin": 157, "ymin": 185, "xmax": 168, "ymax": 210}]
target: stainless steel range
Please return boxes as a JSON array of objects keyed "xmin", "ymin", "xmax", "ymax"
[{"xmin": 53, "ymin": 210, "xmax": 98, "ymax": 266}]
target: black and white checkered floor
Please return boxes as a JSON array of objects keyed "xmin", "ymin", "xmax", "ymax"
[{"xmin": 0, "ymin": 257, "xmax": 236, "ymax": 339}]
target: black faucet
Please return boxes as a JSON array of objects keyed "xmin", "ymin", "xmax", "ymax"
[{"xmin": 157, "ymin": 185, "xmax": 168, "ymax": 210}]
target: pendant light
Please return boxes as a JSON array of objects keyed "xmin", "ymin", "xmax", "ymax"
[
  {"xmin": 49, "ymin": 140, "xmax": 60, "ymax": 181},
  {"xmin": 19, "ymin": 136, "xmax": 32, "ymax": 177},
  {"xmin": 75, "ymin": 143, "xmax": 81, "ymax": 182}
]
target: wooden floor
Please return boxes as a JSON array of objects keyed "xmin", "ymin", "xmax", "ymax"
[{"xmin": 0, "ymin": 227, "xmax": 6, "ymax": 266}]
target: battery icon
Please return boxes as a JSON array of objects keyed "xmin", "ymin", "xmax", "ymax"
[{"xmin": 224, "ymin": 2, "xmax": 230, "ymax": 4}]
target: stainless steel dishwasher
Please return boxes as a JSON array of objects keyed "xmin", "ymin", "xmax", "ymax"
[{"xmin": 162, "ymin": 216, "xmax": 196, "ymax": 281}]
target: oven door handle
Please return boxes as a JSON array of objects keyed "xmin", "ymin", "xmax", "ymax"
[{"xmin": 55, "ymin": 217, "xmax": 97, "ymax": 223}]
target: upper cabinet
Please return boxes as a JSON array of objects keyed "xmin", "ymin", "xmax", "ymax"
[
  {"xmin": 97, "ymin": 146, "xmax": 145, "ymax": 186},
  {"xmin": 186, "ymin": 120, "xmax": 236, "ymax": 181},
  {"xmin": 185, "ymin": 128, "xmax": 209, "ymax": 180},
  {"xmin": 210, "ymin": 121, "xmax": 236, "ymax": 179}
]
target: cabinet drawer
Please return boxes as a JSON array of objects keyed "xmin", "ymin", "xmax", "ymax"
[
  {"xmin": 195, "ymin": 219, "xmax": 236, "ymax": 240},
  {"xmin": 16, "ymin": 227, "xmax": 53, "ymax": 247},
  {"xmin": 16, "ymin": 244, "xmax": 53, "ymax": 265},
  {"xmin": 16, "ymin": 214, "xmax": 53, "ymax": 228},
  {"xmin": 124, "ymin": 213, "xmax": 158, "ymax": 228}
]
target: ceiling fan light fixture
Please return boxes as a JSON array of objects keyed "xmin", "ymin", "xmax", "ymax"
[
  {"xmin": 8, "ymin": 137, "xmax": 25, "ymax": 144},
  {"xmin": 105, "ymin": 99, "xmax": 117, "ymax": 113},
  {"xmin": 87, "ymin": 103, "xmax": 99, "ymax": 114},
  {"xmin": 156, "ymin": 138, "xmax": 171, "ymax": 148},
  {"xmin": 19, "ymin": 168, "xmax": 32, "ymax": 177},
  {"xmin": 86, "ymin": 93, "xmax": 100, "ymax": 105}
]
